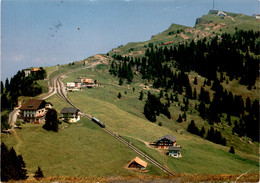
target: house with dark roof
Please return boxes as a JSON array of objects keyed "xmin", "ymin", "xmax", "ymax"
[
  {"xmin": 19, "ymin": 99, "xmax": 51, "ymax": 123},
  {"xmin": 128, "ymin": 157, "xmax": 147, "ymax": 170},
  {"xmin": 60, "ymin": 107, "xmax": 80, "ymax": 122},
  {"xmin": 168, "ymin": 146, "xmax": 182, "ymax": 158},
  {"xmin": 156, "ymin": 134, "xmax": 176, "ymax": 148}
]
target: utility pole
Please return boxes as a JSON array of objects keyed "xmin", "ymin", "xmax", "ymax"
[{"xmin": 213, "ymin": 0, "xmax": 215, "ymax": 10}]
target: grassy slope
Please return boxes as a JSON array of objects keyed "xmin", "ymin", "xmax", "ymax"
[
  {"xmin": 63, "ymin": 65, "xmax": 258, "ymax": 174},
  {"xmin": 2, "ymin": 94, "xmax": 163, "ymax": 177}
]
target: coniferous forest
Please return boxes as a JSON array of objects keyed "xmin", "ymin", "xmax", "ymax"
[
  {"xmin": 1, "ymin": 68, "xmax": 46, "ymax": 130},
  {"xmin": 1, "ymin": 67, "xmax": 46, "ymax": 111},
  {"xmin": 110, "ymin": 29, "xmax": 259, "ymax": 143}
]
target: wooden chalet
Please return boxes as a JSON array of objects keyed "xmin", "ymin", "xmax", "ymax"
[
  {"xmin": 128, "ymin": 157, "xmax": 147, "ymax": 170},
  {"xmin": 168, "ymin": 146, "xmax": 182, "ymax": 158},
  {"xmin": 60, "ymin": 107, "xmax": 80, "ymax": 123},
  {"xmin": 19, "ymin": 99, "xmax": 51, "ymax": 123},
  {"xmin": 156, "ymin": 134, "xmax": 176, "ymax": 148}
]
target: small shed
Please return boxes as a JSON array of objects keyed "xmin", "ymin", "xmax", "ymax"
[
  {"xmin": 168, "ymin": 146, "xmax": 182, "ymax": 158},
  {"xmin": 156, "ymin": 134, "xmax": 176, "ymax": 148},
  {"xmin": 128, "ymin": 157, "xmax": 147, "ymax": 170},
  {"xmin": 218, "ymin": 10, "xmax": 226, "ymax": 17}
]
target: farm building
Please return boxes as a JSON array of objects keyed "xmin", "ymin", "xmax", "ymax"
[
  {"xmin": 217, "ymin": 10, "xmax": 226, "ymax": 17},
  {"xmin": 19, "ymin": 99, "xmax": 52, "ymax": 123},
  {"xmin": 168, "ymin": 146, "xmax": 182, "ymax": 158},
  {"xmin": 66, "ymin": 82, "xmax": 82, "ymax": 91},
  {"xmin": 60, "ymin": 107, "xmax": 80, "ymax": 123},
  {"xmin": 156, "ymin": 134, "xmax": 176, "ymax": 148},
  {"xmin": 23, "ymin": 68, "xmax": 42, "ymax": 77},
  {"xmin": 253, "ymin": 14, "xmax": 260, "ymax": 19},
  {"xmin": 78, "ymin": 77, "xmax": 95, "ymax": 88},
  {"xmin": 128, "ymin": 157, "xmax": 147, "ymax": 170}
]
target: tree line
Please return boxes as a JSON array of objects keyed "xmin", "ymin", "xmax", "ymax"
[
  {"xmin": 1, "ymin": 143, "xmax": 28, "ymax": 181},
  {"xmin": 166, "ymin": 30, "xmax": 259, "ymax": 86},
  {"xmin": 1, "ymin": 67, "xmax": 46, "ymax": 112},
  {"xmin": 197, "ymin": 78, "xmax": 259, "ymax": 142},
  {"xmin": 1, "ymin": 142, "xmax": 45, "ymax": 181},
  {"xmin": 109, "ymin": 29, "xmax": 259, "ymax": 142},
  {"xmin": 187, "ymin": 120, "xmax": 226, "ymax": 146},
  {"xmin": 143, "ymin": 92, "xmax": 171, "ymax": 122}
]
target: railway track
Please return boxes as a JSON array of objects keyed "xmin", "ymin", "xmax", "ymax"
[
  {"xmin": 54, "ymin": 69, "xmax": 174, "ymax": 177},
  {"xmin": 103, "ymin": 128, "xmax": 175, "ymax": 176}
]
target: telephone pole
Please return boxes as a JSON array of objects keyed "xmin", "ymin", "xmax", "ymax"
[{"xmin": 213, "ymin": 0, "xmax": 215, "ymax": 10}]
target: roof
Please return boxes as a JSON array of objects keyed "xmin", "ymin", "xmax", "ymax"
[
  {"xmin": 45, "ymin": 102, "xmax": 53, "ymax": 106},
  {"xmin": 129, "ymin": 157, "xmax": 147, "ymax": 168},
  {"xmin": 168, "ymin": 146, "xmax": 182, "ymax": 151},
  {"xmin": 20, "ymin": 100, "xmax": 46, "ymax": 110},
  {"xmin": 60, "ymin": 107, "xmax": 79, "ymax": 114},
  {"xmin": 31, "ymin": 68, "xmax": 41, "ymax": 71},
  {"xmin": 157, "ymin": 134, "xmax": 176, "ymax": 143}
]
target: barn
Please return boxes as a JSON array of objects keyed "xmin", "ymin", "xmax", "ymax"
[
  {"xmin": 156, "ymin": 134, "xmax": 176, "ymax": 148},
  {"xmin": 128, "ymin": 157, "xmax": 147, "ymax": 170}
]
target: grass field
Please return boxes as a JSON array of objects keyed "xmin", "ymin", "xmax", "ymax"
[
  {"xmin": 2, "ymin": 97, "xmax": 164, "ymax": 178},
  {"xmin": 61, "ymin": 64, "xmax": 259, "ymax": 175}
]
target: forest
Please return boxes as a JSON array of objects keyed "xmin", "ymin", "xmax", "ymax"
[
  {"xmin": 1, "ymin": 68, "xmax": 46, "ymax": 129},
  {"xmin": 109, "ymin": 29, "xmax": 259, "ymax": 143}
]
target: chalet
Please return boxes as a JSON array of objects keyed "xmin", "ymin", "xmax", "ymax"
[
  {"xmin": 19, "ymin": 99, "xmax": 51, "ymax": 123},
  {"xmin": 156, "ymin": 134, "xmax": 176, "ymax": 148},
  {"xmin": 168, "ymin": 146, "xmax": 182, "ymax": 158},
  {"xmin": 23, "ymin": 68, "xmax": 42, "ymax": 77},
  {"xmin": 60, "ymin": 107, "xmax": 80, "ymax": 123},
  {"xmin": 128, "ymin": 157, "xmax": 147, "ymax": 170}
]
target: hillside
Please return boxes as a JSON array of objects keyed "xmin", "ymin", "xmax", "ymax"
[{"xmin": 1, "ymin": 10, "xmax": 259, "ymax": 182}]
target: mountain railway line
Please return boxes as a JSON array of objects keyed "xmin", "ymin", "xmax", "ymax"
[{"xmin": 54, "ymin": 67, "xmax": 175, "ymax": 177}]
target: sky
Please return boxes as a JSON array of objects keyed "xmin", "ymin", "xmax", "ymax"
[{"xmin": 1, "ymin": 0, "xmax": 260, "ymax": 80}]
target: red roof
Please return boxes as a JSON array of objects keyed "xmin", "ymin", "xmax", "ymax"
[{"xmin": 20, "ymin": 100, "xmax": 46, "ymax": 110}]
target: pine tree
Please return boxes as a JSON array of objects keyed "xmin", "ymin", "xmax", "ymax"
[
  {"xmin": 139, "ymin": 90, "xmax": 143, "ymax": 100},
  {"xmin": 34, "ymin": 166, "xmax": 44, "ymax": 180},
  {"xmin": 117, "ymin": 92, "xmax": 122, "ymax": 99},
  {"xmin": 160, "ymin": 90, "xmax": 163, "ymax": 98},
  {"xmin": 199, "ymin": 126, "xmax": 205, "ymax": 138},
  {"xmin": 229, "ymin": 146, "xmax": 235, "ymax": 154},
  {"xmin": 119, "ymin": 78, "xmax": 123, "ymax": 86},
  {"xmin": 43, "ymin": 109, "xmax": 60, "ymax": 132},
  {"xmin": 1, "ymin": 80, "xmax": 4, "ymax": 93},
  {"xmin": 182, "ymin": 112, "xmax": 187, "ymax": 121},
  {"xmin": 177, "ymin": 114, "xmax": 182, "ymax": 123}
]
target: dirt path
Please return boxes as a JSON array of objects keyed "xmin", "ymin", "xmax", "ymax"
[{"xmin": 11, "ymin": 129, "xmax": 23, "ymax": 154}]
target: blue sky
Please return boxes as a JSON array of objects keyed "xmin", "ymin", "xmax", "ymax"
[{"xmin": 1, "ymin": 0, "xmax": 259, "ymax": 80}]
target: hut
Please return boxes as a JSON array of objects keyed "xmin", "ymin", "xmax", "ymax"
[{"xmin": 128, "ymin": 157, "xmax": 147, "ymax": 170}]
